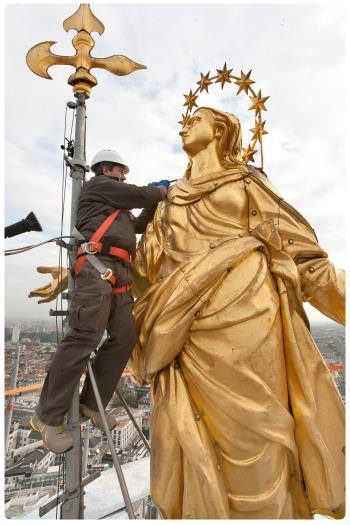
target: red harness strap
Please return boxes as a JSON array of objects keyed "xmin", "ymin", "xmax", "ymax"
[
  {"xmin": 76, "ymin": 243, "xmax": 131, "ymax": 262},
  {"xmin": 73, "ymin": 210, "xmax": 132, "ymax": 294},
  {"xmin": 112, "ymin": 283, "xmax": 132, "ymax": 295}
]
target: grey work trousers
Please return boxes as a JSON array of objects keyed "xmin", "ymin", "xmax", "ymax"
[{"xmin": 37, "ymin": 259, "xmax": 137, "ymax": 426}]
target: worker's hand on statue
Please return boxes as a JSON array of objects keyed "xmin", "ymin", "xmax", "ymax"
[
  {"xmin": 149, "ymin": 179, "xmax": 171, "ymax": 189},
  {"xmin": 28, "ymin": 266, "xmax": 69, "ymax": 304}
]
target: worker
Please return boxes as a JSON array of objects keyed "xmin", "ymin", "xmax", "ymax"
[{"xmin": 31, "ymin": 149, "xmax": 169, "ymax": 453}]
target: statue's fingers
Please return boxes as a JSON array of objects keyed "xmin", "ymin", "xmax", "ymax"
[
  {"xmin": 29, "ymin": 291, "xmax": 45, "ymax": 298},
  {"xmin": 29, "ymin": 283, "xmax": 57, "ymax": 298},
  {"xmin": 36, "ymin": 266, "xmax": 59, "ymax": 276},
  {"xmin": 28, "ymin": 292, "xmax": 40, "ymax": 298},
  {"xmin": 35, "ymin": 284, "xmax": 51, "ymax": 292},
  {"xmin": 38, "ymin": 296, "xmax": 56, "ymax": 304},
  {"xmin": 37, "ymin": 289, "xmax": 60, "ymax": 303},
  {"xmin": 36, "ymin": 266, "xmax": 53, "ymax": 273}
]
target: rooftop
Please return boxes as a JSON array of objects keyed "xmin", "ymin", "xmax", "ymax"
[
  {"xmin": 18, "ymin": 457, "xmax": 150, "ymax": 519},
  {"xmin": 5, "ymin": 447, "xmax": 48, "ymax": 477}
]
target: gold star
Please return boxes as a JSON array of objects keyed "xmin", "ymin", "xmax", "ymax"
[
  {"xmin": 215, "ymin": 62, "xmax": 233, "ymax": 89},
  {"xmin": 242, "ymin": 144, "xmax": 257, "ymax": 163},
  {"xmin": 178, "ymin": 113, "xmax": 191, "ymax": 127},
  {"xmin": 249, "ymin": 120, "xmax": 268, "ymax": 143},
  {"xmin": 197, "ymin": 71, "xmax": 213, "ymax": 93},
  {"xmin": 183, "ymin": 89, "xmax": 198, "ymax": 111},
  {"xmin": 248, "ymin": 90, "xmax": 269, "ymax": 115},
  {"xmin": 234, "ymin": 70, "xmax": 255, "ymax": 95}
]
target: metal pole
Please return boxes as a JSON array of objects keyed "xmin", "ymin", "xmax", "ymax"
[
  {"xmin": 82, "ymin": 421, "xmax": 90, "ymax": 478},
  {"xmin": 116, "ymin": 387, "xmax": 151, "ymax": 452},
  {"xmin": 60, "ymin": 91, "xmax": 88, "ymax": 519},
  {"xmin": 24, "ymin": 4, "xmax": 147, "ymax": 519},
  {"xmin": 87, "ymin": 361, "xmax": 136, "ymax": 519},
  {"xmin": 5, "ymin": 343, "xmax": 21, "ymax": 453}
]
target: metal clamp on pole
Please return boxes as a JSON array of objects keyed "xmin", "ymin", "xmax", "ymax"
[
  {"xmin": 55, "ymin": 239, "xmax": 71, "ymax": 250},
  {"xmin": 49, "ymin": 309, "xmax": 69, "ymax": 317},
  {"xmin": 63, "ymin": 154, "xmax": 76, "ymax": 171}
]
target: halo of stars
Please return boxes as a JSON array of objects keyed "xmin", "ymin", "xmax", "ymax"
[{"xmin": 179, "ymin": 63, "xmax": 269, "ymax": 166}]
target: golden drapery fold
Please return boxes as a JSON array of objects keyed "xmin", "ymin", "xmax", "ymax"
[{"xmin": 129, "ymin": 169, "xmax": 345, "ymax": 519}]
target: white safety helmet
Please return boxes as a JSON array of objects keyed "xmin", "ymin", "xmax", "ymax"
[{"xmin": 90, "ymin": 149, "xmax": 129, "ymax": 174}]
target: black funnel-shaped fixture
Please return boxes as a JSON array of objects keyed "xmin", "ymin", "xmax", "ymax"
[{"xmin": 5, "ymin": 212, "xmax": 43, "ymax": 238}]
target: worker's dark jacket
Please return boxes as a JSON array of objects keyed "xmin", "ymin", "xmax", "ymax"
[
  {"xmin": 75, "ymin": 174, "xmax": 166, "ymax": 286},
  {"xmin": 37, "ymin": 176, "xmax": 166, "ymax": 425},
  {"xmin": 76, "ymin": 175, "xmax": 166, "ymax": 256}
]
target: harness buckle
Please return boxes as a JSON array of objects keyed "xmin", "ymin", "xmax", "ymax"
[
  {"xmin": 100, "ymin": 268, "xmax": 113, "ymax": 281},
  {"xmin": 81, "ymin": 241, "xmax": 99, "ymax": 255}
]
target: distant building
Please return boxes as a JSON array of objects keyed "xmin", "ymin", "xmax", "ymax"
[
  {"xmin": 11, "ymin": 327, "xmax": 21, "ymax": 344},
  {"xmin": 5, "ymin": 448, "xmax": 54, "ymax": 485},
  {"xmin": 7, "ymin": 428, "xmax": 31, "ymax": 454},
  {"xmin": 312, "ymin": 324, "xmax": 345, "ymax": 402},
  {"xmin": 138, "ymin": 395, "xmax": 150, "ymax": 414},
  {"xmin": 12, "ymin": 406, "xmax": 35, "ymax": 429},
  {"xmin": 119, "ymin": 373, "xmax": 133, "ymax": 388},
  {"xmin": 110, "ymin": 407, "xmax": 143, "ymax": 449},
  {"xmin": 14, "ymin": 396, "xmax": 39, "ymax": 409}
]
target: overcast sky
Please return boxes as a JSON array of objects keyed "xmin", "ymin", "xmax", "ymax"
[{"xmin": 4, "ymin": 1, "xmax": 346, "ymax": 325}]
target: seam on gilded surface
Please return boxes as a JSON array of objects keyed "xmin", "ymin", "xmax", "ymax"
[{"xmin": 179, "ymin": 266, "xmax": 208, "ymax": 308}]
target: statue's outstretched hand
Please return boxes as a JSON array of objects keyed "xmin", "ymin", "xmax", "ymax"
[{"xmin": 28, "ymin": 266, "xmax": 68, "ymax": 304}]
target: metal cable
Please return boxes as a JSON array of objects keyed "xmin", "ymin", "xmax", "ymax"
[
  {"xmin": 54, "ymin": 105, "xmax": 70, "ymax": 511},
  {"xmin": 55, "ymin": 103, "xmax": 75, "ymax": 513},
  {"xmin": 57, "ymin": 106, "xmax": 70, "ymax": 335},
  {"xmin": 4, "ymin": 236, "xmax": 71, "ymax": 256},
  {"xmin": 59, "ymin": 106, "xmax": 75, "ymax": 335}
]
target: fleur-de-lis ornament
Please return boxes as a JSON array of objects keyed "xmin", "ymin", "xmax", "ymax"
[{"xmin": 26, "ymin": 3, "xmax": 146, "ymax": 97}]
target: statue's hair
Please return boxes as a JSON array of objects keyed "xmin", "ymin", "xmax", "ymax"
[
  {"xmin": 184, "ymin": 107, "xmax": 246, "ymax": 178},
  {"xmin": 198, "ymin": 107, "xmax": 244, "ymax": 166}
]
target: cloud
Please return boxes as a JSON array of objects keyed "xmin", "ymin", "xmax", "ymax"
[{"xmin": 4, "ymin": 3, "xmax": 346, "ymax": 325}]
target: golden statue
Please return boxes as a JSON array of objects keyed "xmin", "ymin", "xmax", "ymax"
[
  {"xmin": 28, "ymin": 64, "xmax": 345, "ymax": 519},
  {"xmin": 129, "ymin": 104, "xmax": 345, "ymax": 518}
]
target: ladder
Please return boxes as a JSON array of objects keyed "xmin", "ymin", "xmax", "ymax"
[{"xmin": 37, "ymin": 358, "xmax": 151, "ymax": 519}]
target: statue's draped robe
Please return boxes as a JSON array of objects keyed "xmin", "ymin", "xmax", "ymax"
[{"xmin": 129, "ymin": 167, "xmax": 345, "ymax": 519}]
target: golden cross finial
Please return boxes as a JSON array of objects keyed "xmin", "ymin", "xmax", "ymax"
[{"xmin": 26, "ymin": 3, "xmax": 146, "ymax": 97}]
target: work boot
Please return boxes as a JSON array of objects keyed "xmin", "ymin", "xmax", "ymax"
[
  {"xmin": 30, "ymin": 412, "xmax": 73, "ymax": 454},
  {"xmin": 80, "ymin": 403, "xmax": 116, "ymax": 431}
]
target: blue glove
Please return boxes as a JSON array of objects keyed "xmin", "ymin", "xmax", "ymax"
[{"xmin": 149, "ymin": 179, "xmax": 171, "ymax": 189}]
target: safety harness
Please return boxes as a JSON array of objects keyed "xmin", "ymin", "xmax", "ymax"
[{"xmin": 72, "ymin": 210, "xmax": 132, "ymax": 295}]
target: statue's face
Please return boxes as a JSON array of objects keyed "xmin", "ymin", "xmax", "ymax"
[{"xmin": 179, "ymin": 109, "xmax": 215, "ymax": 157}]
